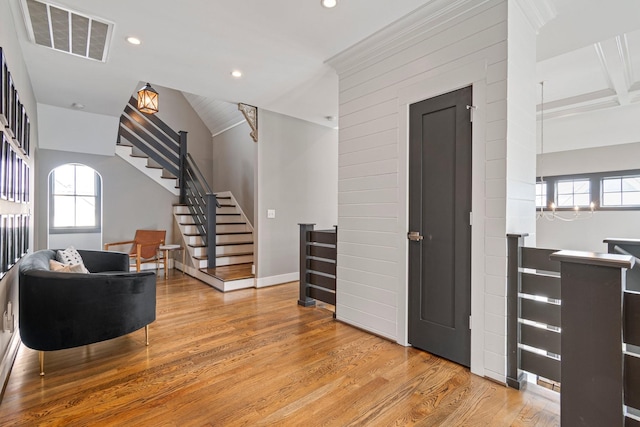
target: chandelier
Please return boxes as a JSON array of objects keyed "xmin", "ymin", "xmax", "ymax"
[{"xmin": 536, "ymin": 81, "xmax": 594, "ymax": 222}]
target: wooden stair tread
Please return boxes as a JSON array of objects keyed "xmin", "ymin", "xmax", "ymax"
[
  {"xmin": 217, "ymin": 251, "xmax": 253, "ymax": 258},
  {"xmin": 199, "ymin": 263, "xmax": 254, "ymax": 281},
  {"xmin": 217, "ymin": 242, "xmax": 253, "ymax": 247},
  {"xmin": 217, "ymin": 232, "xmax": 252, "ymax": 236},
  {"xmin": 218, "ymin": 204, "xmax": 235, "ymax": 208},
  {"xmin": 217, "ymin": 213, "xmax": 241, "ymax": 216},
  {"xmin": 193, "ymin": 252, "xmax": 253, "ymax": 261}
]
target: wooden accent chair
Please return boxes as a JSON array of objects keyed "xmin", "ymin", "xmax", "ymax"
[{"xmin": 104, "ymin": 230, "xmax": 166, "ymax": 272}]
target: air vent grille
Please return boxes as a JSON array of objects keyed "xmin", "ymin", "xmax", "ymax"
[{"xmin": 22, "ymin": 0, "xmax": 112, "ymax": 62}]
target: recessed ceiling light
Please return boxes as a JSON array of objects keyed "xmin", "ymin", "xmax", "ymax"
[
  {"xmin": 126, "ymin": 36, "xmax": 141, "ymax": 45},
  {"xmin": 321, "ymin": 0, "xmax": 337, "ymax": 8},
  {"xmin": 231, "ymin": 70, "xmax": 243, "ymax": 78}
]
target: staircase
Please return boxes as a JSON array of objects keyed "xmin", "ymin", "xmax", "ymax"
[
  {"xmin": 115, "ymin": 97, "xmax": 255, "ymax": 291},
  {"xmin": 173, "ymin": 191, "xmax": 255, "ymax": 292}
]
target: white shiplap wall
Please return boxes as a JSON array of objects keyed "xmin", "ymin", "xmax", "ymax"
[{"xmin": 328, "ymin": 0, "xmax": 541, "ymax": 382}]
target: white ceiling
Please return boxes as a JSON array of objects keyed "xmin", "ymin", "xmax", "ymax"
[
  {"xmin": 8, "ymin": 0, "xmax": 640, "ymax": 136},
  {"xmin": 9, "ymin": 0, "xmax": 432, "ymax": 129}
]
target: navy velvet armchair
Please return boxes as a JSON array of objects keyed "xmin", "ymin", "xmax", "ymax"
[{"xmin": 18, "ymin": 249, "xmax": 156, "ymax": 375}]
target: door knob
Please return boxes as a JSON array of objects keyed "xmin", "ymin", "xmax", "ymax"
[{"xmin": 407, "ymin": 231, "xmax": 423, "ymax": 241}]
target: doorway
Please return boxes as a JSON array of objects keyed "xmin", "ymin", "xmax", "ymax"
[{"xmin": 408, "ymin": 86, "xmax": 472, "ymax": 367}]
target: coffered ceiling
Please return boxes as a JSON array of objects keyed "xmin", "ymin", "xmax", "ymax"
[{"xmin": 537, "ymin": 28, "xmax": 640, "ymax": 120}]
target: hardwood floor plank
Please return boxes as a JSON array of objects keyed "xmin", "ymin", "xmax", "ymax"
[{"xmin": 0, "ymin": 272, "xmax": 559, "ymax": 426}]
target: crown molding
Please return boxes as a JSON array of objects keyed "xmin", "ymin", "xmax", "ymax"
[
  {"xmin": 513, "ymin": 0, "xmax": 557, "ymax": 33},
  {"xmin": 326, "ymin": 0, "xmax": 492, "ymax": 75}
]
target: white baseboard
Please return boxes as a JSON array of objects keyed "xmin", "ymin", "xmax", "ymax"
[{"xmin": 255, "ymin": 272, "xmax": 298, "ymax": 288}]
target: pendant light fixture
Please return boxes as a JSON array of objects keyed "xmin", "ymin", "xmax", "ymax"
[
  {"xmin": 137, "ymin": 83, "xmax": 159, "ymax": 114},
  {"xmin": 537, "ymin": 81, "xmax": 594, "ymax": 222}
]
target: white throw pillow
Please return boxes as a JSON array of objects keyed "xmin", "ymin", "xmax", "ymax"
[{"xmin": 55, "ymin": 246, "xmax": 90, "ymax": 273}]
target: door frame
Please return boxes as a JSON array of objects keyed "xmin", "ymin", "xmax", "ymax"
[{"xmin": 397, "ymin": 59, "xmax": 488, "ymax": 377}]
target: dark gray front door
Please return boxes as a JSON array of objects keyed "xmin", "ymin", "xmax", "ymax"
[{"xmin": 408, "ymin": 86, "xmax": 472, "ymax": 367}]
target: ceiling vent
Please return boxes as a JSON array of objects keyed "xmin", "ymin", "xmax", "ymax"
[{"xmin": 21, "ymin": 0, "xmax": 113, "ymax": 62}]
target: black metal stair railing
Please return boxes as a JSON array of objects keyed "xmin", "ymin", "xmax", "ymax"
[
  {"xmin": 118, "ymin": 97, "xmax": 181, "ymax": 178},
  {"xmin": 184, "ymin": 154, "xmax": 219, "ymax": 268},
  {"xmin": 117, "ymin": 97, "xmax": 218, "ymax": 269}
]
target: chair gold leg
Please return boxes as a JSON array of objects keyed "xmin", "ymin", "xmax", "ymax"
[
  {"xmin": 39, "ymin": 351, "xmax": 45, "ymax": 376},
  {"xmin": 145, "ymin": 325, "xmax": 149, "ymax": 346},
  {"xmin": 164, "ymin": 249, "xmax": 168, "ymax": 279}
]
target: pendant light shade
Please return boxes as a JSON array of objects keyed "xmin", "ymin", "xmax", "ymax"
[{"xmin": 137, "ymin": 83, "xmax": 158, "ymax": 114}]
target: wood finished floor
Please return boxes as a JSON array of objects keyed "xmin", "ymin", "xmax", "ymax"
[
  {"xmin": 201, "ymin": 263, "xmax": 254, "ymax": 281},
  {"xmin": 0, "ymin": 271, "xmax": 559, "ymax": 426}
]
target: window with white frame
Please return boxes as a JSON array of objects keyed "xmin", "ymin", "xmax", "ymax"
[
  {"xmin": 555, "ymin": 179, "xmax": 591, "ymax": 208},
  {"xmin": 536, "ymin": 181, "xmax": 547, "ymax": 208},
  {"xmin": 49, "ymin": 164, "xmax": 101, "ymax": 233},
  {"xmin": 601, "ymin": 175, "xmax": 640, "ymax": 207}
]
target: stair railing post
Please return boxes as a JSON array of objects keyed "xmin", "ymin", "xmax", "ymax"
[
  {"xmin": 179, "ymin": 131, "xmax": 188, "ymax": 205},
  {"xmin": 549, "ymin": 250, "xmax": 634, "ymax": 427},
  {"xmin": 298, "ymin": 224, "xmax": 316, "ymax": 307},
  {"xmin": 206, "ymin": 193, "xmax": 217, "ymax": 269},
  {"xmin": 506, "ymin": 233, "xmax": 528, "ymax": 390},
  {"xmin": 334, "ymin": 224, "xmax": 338, "ymax": 319}
]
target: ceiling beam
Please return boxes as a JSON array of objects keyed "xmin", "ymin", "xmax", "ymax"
[{"xmin": 595, "ymin": 37, "xmax": 631, "ymax": 106}]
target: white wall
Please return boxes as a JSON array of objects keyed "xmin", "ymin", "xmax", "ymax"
[
  {"xmin": 328, "ymin": 0, "xmax": 539, "ymax": 383},
  {"xmin": 49, "ymin": 233, "xmax": 102, "ymax": 251},
  {"xmin": 255, "ymin": 110, "xmax": 338, "ymax": 286},
  {"xmin": 537, "ymin": 142, "xmax": 640, "ymax": 251},
  {"xmin": 212, "ymin": 123, "xmax": 255, "ymax": 224},
  {"xmin": 37, "ymin": 104, "xmax": 118, "ymax": 156},
  {"xmin": 0, "ymin": 0, "xmax": 38, "ymax": 397}
]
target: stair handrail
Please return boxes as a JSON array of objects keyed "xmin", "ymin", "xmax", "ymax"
[
  {"xmin": 184, "ymin": 154, "xmax": 219, "ymax": 268},
  {"xmin": 118, "ymin": 97, "xmax": 181, "ymax": 178},
  {"xmin": 186, "ymin": 154, "xmax": 215, "ymax": 197}
]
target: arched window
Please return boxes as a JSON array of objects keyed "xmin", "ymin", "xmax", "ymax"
[{"xmin": 49, "ymin": 164, "xmax": 101, "ymax": 233}]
